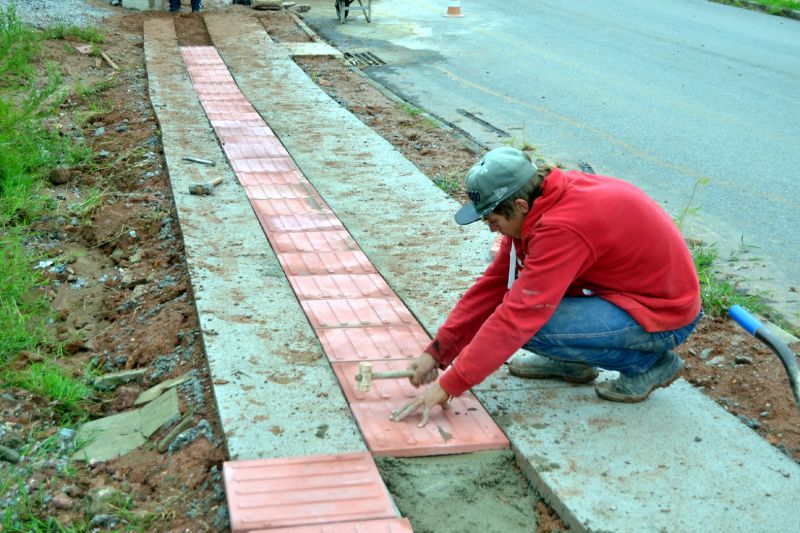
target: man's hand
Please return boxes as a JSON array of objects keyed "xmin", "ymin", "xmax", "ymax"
[
  {"xmin": 408, "ymin": 353, "xmax": 438, "ymax": 387},
  {"xmin": 389, "ymin": 382, "xmax": 451, "ymax": 428}
]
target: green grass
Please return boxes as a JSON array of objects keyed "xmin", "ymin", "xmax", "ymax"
[
  {"xmin": 4, "ymin": 362, "xmax": 91, "ymax": 412},
  {"xmin": 0, "ymin": 233, "xmax": 50, "ymax": 366},
  {"xmin": 690, "ymin": 241, "xmax": 771, "ymax": 319},
  {"xmin": 716, "ymin": 0, "xmax": 800, "ymax": 13},
  {"xmin": 40, "ymin": 24, "xmax": 104, "ymax": 45}
]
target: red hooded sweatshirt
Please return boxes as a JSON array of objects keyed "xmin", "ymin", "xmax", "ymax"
[{"xmin": 428, "ymin": 168, "xmax": 701, "ymax": 397}]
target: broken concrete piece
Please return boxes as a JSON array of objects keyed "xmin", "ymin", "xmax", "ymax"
[
  {"xmin": 134, "ymin": 373, "xmax": 192, "ymax": 406},
  {"xmin": 252, "ymin": 0, "xmax": 282, "ymax": 9},
  {"xmin": 290, "ymin": 4, "xmax": 310, "ymax": 12},
  {"xmin": 93, "ymin": 368, "xmax": 147, "ymax": 390},
  {"xmin": 72, "ymin": 388, "xmax": 180, "ymax": 462}
]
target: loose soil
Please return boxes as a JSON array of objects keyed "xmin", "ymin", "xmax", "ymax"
[{"xmin": 1, "ymin": 3, "xmax": 798, "ymax": 532}]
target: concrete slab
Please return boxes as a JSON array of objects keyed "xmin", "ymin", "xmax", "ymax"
[
  {"xmin": 479, "ymin": 377, "xmax": 800, "ymax": 532},
  {"xmin": 73, "ymin": 388, "xmax": 180, "ymax": 462},
  {"xmin": 144, "ymin": 18, "xmax": 365, "ymax": 460}
]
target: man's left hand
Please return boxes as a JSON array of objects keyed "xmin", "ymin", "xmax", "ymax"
[{"xmin": 389, "ymin": 382, "xmax": 451, "ymax": 428}]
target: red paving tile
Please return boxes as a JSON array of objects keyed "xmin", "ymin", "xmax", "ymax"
[
  {"xmin": 287, "ymin": 274, "xmax": 393, "ymax": 300},
  {"xmin": 224, "ymin": 453, "xmax": 398, "ymax": 532},
  {"xmin": 349, "ymin": 398, "xmax": 509, "ymax": 457},
  {"xmin": 278, "ymin": 252, "xmax": 376, "ymax": 276},
  {"xmin": 256, "ymin": 213, "xmax": 345, "ymax": 233},
  {"xmin": 332, "ymin": 361, "xmax": 427, "ymax": 403},
  {"xmin": 230, "ymin": 157, "xmax": 299, "ymax": 174},
  {"xmin": 252, "ymin": 198, "xmax": 332, "ymax": 216},
  {"xmin": 301, "ymin": 298, "xmax": 416, "ymax": 329},
  {"xmin": 316, "ymin": 326, "xmax": 430, "ymax": 362},
  {"xmin": 237, "ymin": 170, "xmax": 307, "ymax": 186},
  {"xmin": 269, "ymin": 231, "xmax": 357, "ymax": 253},
  {"xmin": 245, "ymin": 183, "xmax": 318, "ymax": 201},
  {"xmin": 259, "ymin": 518, "xmax": 414, "ymax": 533}
]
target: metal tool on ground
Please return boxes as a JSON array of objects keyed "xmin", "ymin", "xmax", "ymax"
[
  {"xmin": 188, "ymin": 177, "xmax": 223, "ymax": 195},
  {"xmin": 183, "ymin": 156, "xmax": 215, "ymax": 166},
  {"xmin": 355, "ymin": 362, "xmax": 414, "ymax": 392},
  {"xmin": 730, "ymin": 305, "xmax": 800, "ymax": 412}
]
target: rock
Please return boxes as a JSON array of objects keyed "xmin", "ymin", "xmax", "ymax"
[
  {"xmin": 85, "ymin": 486, "xmax": 122, "ymax": 517},
  {"xmin": 699, "ymin": 348, "xmax": 713, "ymax": 361},
  {"xmin": 58, "ymin": 428, "xmax": 76, "ymax": 443},
  {"xmin": 291, "ymin": 4, "xmax": 310, "ymax": 12},
  {"xmin": 98, "ymin": 150, "xmax": 111, "ymax": 158},
  {"xmin": 51, "ymin": 493, "xmax": 74, "ymax": 510},
  {"xmin": 705, "ymin": 355, "xmax": 726, "ymax": 367},
  {"xmin": 734, "ymin": 355, "xmax": 754, "ymax": 365},
  {"xmin": 738, "ymin": 414, "xmax": 760, "ymax": 430},
  {"xmin": 114, "ymin": 386, "xmax": 141, "ymax": 411},
  {"xmin": 110, "ymin": 247, "xmax": 126, "ymax": 264},
  {"xmin": 93, "ymin": 369, "xmax": 147, "ymax": 391},
  {"xmin": 114, "ymin": 124, "xmax": 128, "ymax": 133},
  {"xmin": 49, "ymin": 167, "xmax": 72, "ymax": 185},
  {"xmin": 0, "ymin": 444, "xmax": 20, "ymax": 464},
  {"xmin": 94, "ymin": 127, "xmax": 106, "ymax": 137},
  {"xmin": 62, "ymin": 484, "xmax": 83, "ymax": 498},
  {"xmin": 252, "ymin": 0, "xmax": 282, "ymax": 9},
  {"xmin": 89, "ymin": 514, "xmax": 120, "ymax": 528}
]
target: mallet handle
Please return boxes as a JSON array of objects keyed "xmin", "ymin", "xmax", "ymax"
[{"xmin": 354, "ymin": 369, "xmax": 415, "ymax": 382}]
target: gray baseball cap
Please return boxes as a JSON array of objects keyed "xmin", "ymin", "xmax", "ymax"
[{"xmin": 455, "ymin": 147, "xmax": 538, "ymax": 225}]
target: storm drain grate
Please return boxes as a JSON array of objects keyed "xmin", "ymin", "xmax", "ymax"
[{"xmin": 344, "ymin": 51, "xmax": 386, "ymax": 67}]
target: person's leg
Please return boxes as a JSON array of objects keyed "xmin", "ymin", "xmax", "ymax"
[
  {"xmin": 191, "ymin": 0, "xmax": 201, "ymax": 12},
  {"xmin": 169, "ymin": 0, "xmax": 181, "ymax": 12},
  {"xmin": 511, "ymin": 297, "xmax": 701, "ymax": 400}
]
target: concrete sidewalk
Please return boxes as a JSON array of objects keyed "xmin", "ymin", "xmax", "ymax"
[{"xmin": 152, "ymin": 11, "xmax": 800, "ymax": 532}]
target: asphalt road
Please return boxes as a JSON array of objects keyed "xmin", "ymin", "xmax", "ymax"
[{"xmin": 300, "ymin": 0, "xmax": 800, "ymax": 318}]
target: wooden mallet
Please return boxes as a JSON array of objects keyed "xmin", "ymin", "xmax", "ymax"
[{"xmin": 355, "ymin": 362, "xmax": 415, "ymax": 392}]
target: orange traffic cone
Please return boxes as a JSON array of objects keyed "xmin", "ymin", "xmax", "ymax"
[{"xmin": 445, "ymin": 0, "xmax": 464, "ymax": 17}]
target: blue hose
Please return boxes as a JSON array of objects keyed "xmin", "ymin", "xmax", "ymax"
[{"xmin": 729, "ymin": 305, "xmax": 800, "ymax": 412}]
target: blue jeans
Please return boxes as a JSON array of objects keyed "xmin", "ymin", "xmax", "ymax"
[
  {"xmin": 170, "ymin": 0, "xmax": 201, "ymax": 11},
  {"xmin": 523, "ymin": 297, "xmax": 702, "ymax": 375}
]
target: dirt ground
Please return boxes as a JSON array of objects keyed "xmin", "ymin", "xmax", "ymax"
[{"xmin": 1, "ymin": 3, "xmax": 798, "ymax": 532}]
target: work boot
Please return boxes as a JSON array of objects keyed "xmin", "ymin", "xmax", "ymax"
[
  {"xmin": 594, "ymin": 350, "xmax": 683, "ymax": 403},
  {"xmin": 508, "ymin": 353, "xmax": 599, "ymax": 384}
]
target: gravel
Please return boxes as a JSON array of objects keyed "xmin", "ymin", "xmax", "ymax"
[{"xmin": 1, "ymin": 0, "xmax": 114, "ymax": 29}]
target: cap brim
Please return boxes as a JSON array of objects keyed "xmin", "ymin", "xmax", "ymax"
[{"xmin": 454, "ymin": 202, "xmax": 481, "ymax": 225}]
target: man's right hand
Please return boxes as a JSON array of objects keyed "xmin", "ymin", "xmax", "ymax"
[{"xmin": 408, "ymin": 353, "xmax": 439, "ymax": 387}]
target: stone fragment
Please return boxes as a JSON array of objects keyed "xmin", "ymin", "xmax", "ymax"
[
  {"xmin": 85, "ymin": 486, "xmax": 121, "ymax": 517},
  {"xmin": 52, "ymin": 493, "xmax": 74, "ymax": 510},
  {"xmin": 734, "ymin": 354, "xmax": 753, "ymax": 365},
  {"xmin": 93, "ymin": 368, "xmax": 147, "ymax": 390},
  {"xmin": 73, "ymin": 388, "xmax": 180, "ymax": 462},
  {"xmin": 0, "ymin": 444, "xmax": 20, "ymax": 463},
  {"xmin": 49, "ymin": 167, "xmax": 71, "ymax": 185},
  {"xmin": 134, "ymin": 373, "xmax": 191, "ymax": 406}
]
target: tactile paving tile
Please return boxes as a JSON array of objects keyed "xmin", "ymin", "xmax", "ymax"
[
  {"xmin": 301, "ymin": 298, "xmax": 416, "ymax": 329},
  {"xmin": 349, "ymin": 397, "xmax": 510, "ymax": 457},
  {"xmin": 317, "ymin": 326, "xmax": 430, "ymax": 362},
  {"xmin": 332, "ymin": 360, "xmax": 429, "ymax": 403},
  {"xmin": 278, "ymin": 252, "xmax": 377, "ymax": 276},
  {"xmin": 271, "ymin": 231, "xmax": 357, "ymax": 253},
  {"xmin": 258, "ymin": 518, "xmax": 414, "ymax": 532},
  {"xmin": 224, "ymin": 452, "xmax": 398, "ymax": 532},
  {"xmin": 288, "ymin": 274, "xmax": 394, "ymax": 300}
]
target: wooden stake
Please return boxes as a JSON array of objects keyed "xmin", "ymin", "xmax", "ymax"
[{"xmin": 100, "ymin": 51, "xmax": 119, "ymax": 71}]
